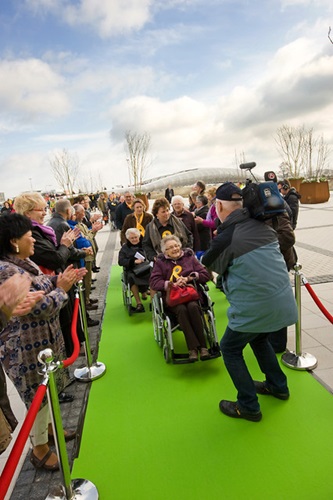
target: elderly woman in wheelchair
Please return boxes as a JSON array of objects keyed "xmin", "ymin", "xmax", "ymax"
[
  {"xmin": 118, "ymin": 228, "xmax": 151, "ymax": 314},
  {"xmin": 149, "ymin": 234, "xmax": 212, "ymax": 362}
]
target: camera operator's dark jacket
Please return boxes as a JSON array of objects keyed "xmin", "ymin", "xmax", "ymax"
[
  {"xmin": 202, "ymin": 208, "xmax": 297, "ymax": 333},
  {"xmin": 284, "ymin": 188, "xmax": 301, "ymax": 229},
  {"xmin": 265, "ymin": 213, "xmax": 296, "ymax": 271}
]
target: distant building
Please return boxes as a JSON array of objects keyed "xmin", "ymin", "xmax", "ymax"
[{"xmin": 141, "ymin": 167, "xmax": 248, "ymax": 192}]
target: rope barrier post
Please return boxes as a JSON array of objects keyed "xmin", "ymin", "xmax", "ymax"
[
  {"xmin": 282, "ymin": 263, "xmax": 318, "ymax": 371},
  {"xmin": 38, "ymin": 348, "xmax": 99, "ymax": 500},
  {"xmin": 74, "ymin": 281, "xmax": 106, "ymax": 382}
]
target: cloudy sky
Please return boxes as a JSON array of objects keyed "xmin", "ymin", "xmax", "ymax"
[{"xmin": 1, "ymin": 0, "xmax": 332, "ymax": 197}]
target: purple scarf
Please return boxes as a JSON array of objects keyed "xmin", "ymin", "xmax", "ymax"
[{"xmin": 31, "ymin": 220, "xmax": 57, "ymax": 247}]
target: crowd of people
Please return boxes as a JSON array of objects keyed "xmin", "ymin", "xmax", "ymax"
[
  {"xmin": 0, "ymin": 176, "xmax": 301, "ymax": 471},
  {"xmin": 0, "ymin": 191, "xmax": 108, "ymax": 468}
]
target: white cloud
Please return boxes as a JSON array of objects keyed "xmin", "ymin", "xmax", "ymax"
[
  {"xmin": 0, "ymin": 58, "xmax": 71, "ymax": 120},
  {"xmin": 26, "ymin": 0, "xmax": 154, "ymax": 37},
  {"xmin": 281, "ymin": 0, "xmax": 333, "ymax": 8}
]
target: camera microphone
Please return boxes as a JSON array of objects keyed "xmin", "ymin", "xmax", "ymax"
[{"xmin": 239, "ymin": 162, "xmax": 256, "ymax": 170}]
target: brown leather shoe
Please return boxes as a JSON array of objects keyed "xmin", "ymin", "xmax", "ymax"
[
  {"xmin": 200, "ymin": 347, "xmax": 210, "ymax": 360},
  {"xmin": 188, "ymin": 349, "xmax": 198, "ymax": 362}
]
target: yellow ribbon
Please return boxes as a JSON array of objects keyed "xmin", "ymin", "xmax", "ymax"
[
  {"xmin": 170, "ymin": 264, "xmax": 182, "ymax": 282},
  {"xmin": 161, "ymin": 229, "xmax": 172, "ymax": 239},
  {"xmin": 135, "ymin": 213, "xmax": 145, "ymax": 237}
]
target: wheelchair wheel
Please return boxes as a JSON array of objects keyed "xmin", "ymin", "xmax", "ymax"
[
  {"xmin": 203, "ymin": 309, "xmax": 218, "ymax": 347},
  {"xmin": 121, "ymin": 277, "xmax": 127, "ymax": 307},
  {"xmin": 122, "ymin": 276, "xmax": 133, "ymax": 316},
  {"xmin": 163, "ymin": 344, "xmax": 171, "ymax": 363},
  {"xmin": 152, "ymin": 300, "xmax": 163, "ymax": 347}
]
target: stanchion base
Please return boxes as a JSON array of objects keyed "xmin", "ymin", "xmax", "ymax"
[
  {"xmin": 74, "ymin": 362, "xmax": 106, "ymax": 382},
  {"xmin": 46, "ymin": 478, "xmax": 98, "ymax": 499},
  {"xmin": 281, "ymin": 351, "xmax": 318, "ymax": 370}
]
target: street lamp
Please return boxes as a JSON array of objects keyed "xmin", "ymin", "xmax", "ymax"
[{"xmin": 29, "ymin": 178, "xmax": 33, "ymax": 190}]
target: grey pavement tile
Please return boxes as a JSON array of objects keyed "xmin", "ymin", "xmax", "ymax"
[
  {"xmin": 312, "ymin": 369, "xmax": 333, "ymax": 394},
  {"xmin": 301, "ymin": 314, "xmax": 330, "ymax": 329},
  {"xmin": 287, "ymin": 330, "xmax": 321, "ymax": 350},
  {"xmin": 302, "ymin": 345, "xmax": 333, "ymax": 370},
  {"xmin": 302, "ymin": 325, "xmax": 333, "ymax": 345}
]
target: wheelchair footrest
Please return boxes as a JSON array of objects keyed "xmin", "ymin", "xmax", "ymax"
[{"xmin": 172, "ymin": 352, "xmax": 195, "ymax": 364}]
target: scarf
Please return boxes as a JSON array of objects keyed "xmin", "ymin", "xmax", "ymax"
[
  {"xmin": 135, "ymin": 213, "xmax": 145, "ymax": 237},
  {"xmin": 31, "ymin": 220, "xmax": 57, "ymax": 247}
]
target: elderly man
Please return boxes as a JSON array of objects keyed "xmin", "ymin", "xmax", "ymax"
[
  {"xmin": 202, "ymin": 182, "xmax": 298, "ymax": 422},
  {"xmin": 171, "ymin": 195, "xmax": 200, "ymax": 251},
  {"xmin": 47, "ymin": 199, "xmax": 99, "ymax": 329},
  {"xmin": 72, "ymin": 204, "xmax": 103, "ymax": 310},
  {"xmin": 115, "ymin": 191, "xmax": 134, "ymax": 230}
]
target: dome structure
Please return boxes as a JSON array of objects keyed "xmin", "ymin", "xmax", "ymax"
[{"xmin": 141, "ymin": 167, "xmax": 248, "ymax": 192}]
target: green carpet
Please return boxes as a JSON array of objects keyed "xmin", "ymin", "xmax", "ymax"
[{"xmin": 72, "ymin": 266, "xmax": 333, "ymax": 499}]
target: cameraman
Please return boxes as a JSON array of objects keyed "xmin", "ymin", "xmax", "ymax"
[{"xmin": 202, "ymin": 182, "xmax": 297, "ymax": 422}]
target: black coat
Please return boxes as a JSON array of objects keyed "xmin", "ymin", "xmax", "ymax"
[
  {"xmin": 115, "ymin": 202, "xmax": 133, "ymax": 230},
  {"xmin": 118, "ymin": 241, "xmax": 150, "ymax": 287},
  {"xmin": 284, "ymin": 189, "xmax": 301, "ymax": 229},
  {"xmin": 30, "ymin": 225, "xmax": 70, "ymax": 273},
  {"xmin": 194, "ymin": 205, "xmax": 211, "ymax": 251}
]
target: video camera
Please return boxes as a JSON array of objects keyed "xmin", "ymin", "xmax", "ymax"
[{"xmin": 239, "ymin": 162, "xmax": 285, "ymax": 220}]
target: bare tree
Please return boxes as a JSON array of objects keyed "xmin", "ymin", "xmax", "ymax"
[
  {"xmin": 275, "ymin": 124, "xmax": 307, "ymax": 178},
  {"xmin": 124, "ymin": 131, "xmax": 152, "ymax": 193},
  {"xmin": 304, "ymin": 132, "xmax": 331, "ymax": 180},
  {"xmin": 49, "ymin": 149, "xmax": 79, "ymax": 195},
  {"xmin": 275, "ymin": 124, "xmax": 331, "ymax": 180}
]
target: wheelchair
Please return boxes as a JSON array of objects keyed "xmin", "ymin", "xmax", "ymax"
[
  {"xmin": 121, "ymin": 268, "xmax": 150, "ymax": 316},
  {"xmin": 121, "ymin": 270, "xmax": 133, "ymax": 316},
  {"xmin": 151, "ymin": 283, "xmax": 221, "ymax": 364}
]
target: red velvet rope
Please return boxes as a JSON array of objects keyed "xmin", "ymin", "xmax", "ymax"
[
  {"xmin": 303, "ymin": 279, "xmax": 333, "ymax": 324},
  {"xmin": 0, "ymin": 384, "xmax": 47, "ymax": 500},
  {"xmin": 63, "ymin": 296, "xmax": 80, "ymax": 368}
]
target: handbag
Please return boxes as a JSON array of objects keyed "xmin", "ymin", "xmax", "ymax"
[
  {"xmin": 133, "ymin": 262, "xmax": 151, "ymax": 277},
  {"xmin": 0, "ymin": 407, "xmax": 12, "ymax": 455},
  {"xmin": 166, "ymin": 282, "xmax": 199, "ymax": 307}
]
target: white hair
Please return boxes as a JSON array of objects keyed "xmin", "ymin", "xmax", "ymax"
[
  {"xmin": 171, "ymin": 195, "xmax": 185, "ymax": 205},
  {"xmin": 125, "ymin": 227, "xmax": 141, "ymax": 239}
]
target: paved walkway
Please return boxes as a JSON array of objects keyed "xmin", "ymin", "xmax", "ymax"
[{"xmin": 2, "ymin": 195, "xmax": 333, "ymax": 498}]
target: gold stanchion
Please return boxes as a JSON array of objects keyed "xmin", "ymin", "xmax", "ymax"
[
  {"xmin": 38, "ymin": 348, "xmax": 99, "ymax": 500},
  {"xmin": 74, "ymin": 282, "xmax": 106, "ymax": 382},
  {"xmin": 281, "ymin": 263, "xmax": 318, "ymax": 370}
]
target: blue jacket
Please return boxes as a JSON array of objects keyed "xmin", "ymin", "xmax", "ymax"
[
  {"xmin": 67, "ymin": 219, "xmax": 91, "ymax": 268},
  {"xmin": 202, "ymin": 208, "xmax": 298, "ymax": 333}
]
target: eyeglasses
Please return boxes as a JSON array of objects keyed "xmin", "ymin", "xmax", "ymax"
[
  {"xmin": 165, "ymin": 244, "xmax": 181, "ymax": 251},
  {"xmin": 33, "ymin": 207, "xmax": 47, "ymax": 212}
]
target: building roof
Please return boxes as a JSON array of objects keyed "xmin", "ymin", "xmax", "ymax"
[{"xmin": 141, "ymin": 167, "xmax": 247, "ymax": 191}]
